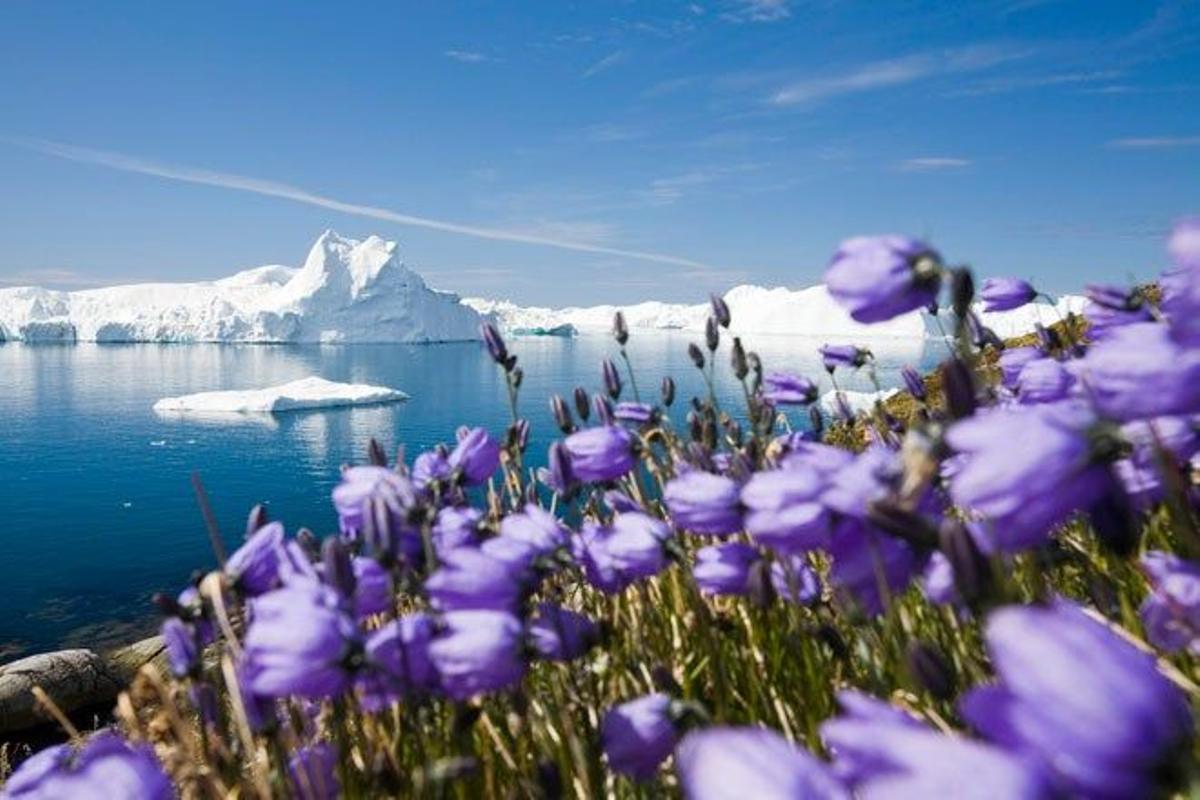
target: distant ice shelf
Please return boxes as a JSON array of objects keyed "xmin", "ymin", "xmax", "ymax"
[
  {"xmin": 152, "ymin": 376, "xmax": 409, "ymax": 414},
  {"xmin": 464, "ymin": 286, "xmax": 1085, "ymax": 341}
]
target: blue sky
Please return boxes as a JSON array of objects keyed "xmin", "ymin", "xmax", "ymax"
[{"xmin": 0, "ymin": 1, "xmax": 1197, "ymax": 304}]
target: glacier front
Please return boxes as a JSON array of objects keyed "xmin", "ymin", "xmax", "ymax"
[
  {"xmin": 464, "ymin": 285, "xmax": 1085, "ymax": 341},
  {"xmin": 0, "ymin": 231, "xmax": 482, "ymax": 344}
]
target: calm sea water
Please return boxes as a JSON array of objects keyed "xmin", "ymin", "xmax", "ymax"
[{"xmin": 0, "ymin": 333, "xmax": 941, "ymax": 659}]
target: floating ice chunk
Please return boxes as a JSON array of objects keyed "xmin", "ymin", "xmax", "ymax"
[{"xmin": 152, "ymin": 376, "xmax": 408, "ymax": 415}]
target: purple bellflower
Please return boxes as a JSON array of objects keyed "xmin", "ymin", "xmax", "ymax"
[
  {"xmin": 961, "ymin": 600, "xmax": 1193, "ymax": 799},
  {"xmin": 762, "ymin": 372, "xmax": 818, "ymax": 405},
  {"xmin": 288, "ymin": 742, "xmax": 340, "ymax": 800},
  {"xmin": 428, "ymin": 609, "xmax": 527, "ymax": 700},
  {"xmin": 979, "ymin": 277, "xmax": 1037, "ymax": 312},
  {"xmin": 1, "ymin": 731, "xmax": 172, "ymax": 800},
  {"xmin": 1140, "ymin": 551, "xmax": 1200, "ymax": 655},
  {"xmin": 819, "ymin": 344, "xmax": 870, "ymax": 371},
  {"xmin": 692, "ymin": 543, "xmax": 760, "ymax": 596},
  {"xmin": 561, "ymin": 425, "xmax": 636, "ymax": 482},
  {"xmin": 664, "ymin": 471, "xmax": 744, "ymax": 535},
  {"xmin": 946, "ymin": 402, "xmax": 1113, "ymax": 552},
  {"xmin": 601, "ymin": 693, "xmax": 678, "ymax": 781},
  {"xmin": 824, "ymin": 235, "xmax": 942, "ymax": 323},
  {"xmin": 527, "ymin": 603, "xmax": 599, "ymax": 661},
  {"xmin": 424, "ymin": 546, "xmax": 523, "ymax": 612},
  {"xmin": 996, "ymin": 346, "xmax": 1043, "ymax": 390},
  {"xmin": 1072, "ymin": 322, "xmax": 1200, "ymax": 421},
  {"xmin": 225, "ymin": 521, "xmax": 284, "ymax": 596},
  {"xmin": 741, "ymin": 465, "xmax": 832, "ymax": 554},
  {"xmin": 675, "ymin": 726, "xmax": 848, "ymax": 800},
  {"xmin": 449, "ymin": 427, "xmax": 501, "ymax": 485},
  {"xmin": 243, "ymin": 583, "xmax": 362, "ymax": 699}
]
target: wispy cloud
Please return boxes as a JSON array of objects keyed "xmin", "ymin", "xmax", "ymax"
[
  {"xmin": 443, "ymin": 49, "xmax": 492, "ymax": 64},
  {"xmin": 583, "ymin": 50, "xmax": 626, "ymax": 78},
  {"xmin": 722, "ymin": 0, "xmax": 791, "ymax": 23},
  {"xmin": 897, "ymin": 157, "xmax": 972, "ymax": 172},
  {"xmin": 640, "ymin": 171, "xmax": 716, "ymax": 206},
  {"xmin": 1107, "ymin": 135, "xmax": 1200, "ymax": 149},
  {"xmin": 771, "ymin": 44, "xmax": 1029, "ymax": 106},
  {"xmin": 7, "ymin": 137, "xmax": 712, "ymax": 270},
  {"xmin": 950, "ymin": 69, "xmax": 1123, "ymax": 97}
]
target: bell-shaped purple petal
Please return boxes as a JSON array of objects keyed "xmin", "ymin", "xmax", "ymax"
[
  {"xmin": 980, "ymin": 277, "xmax": 1037, "ymax": 312},
  {"xmin": 561, "ymin": 425, "xmax": 637, "ymax": 482},
  {"xmin": 827, "ymin": 519, "xmax": 918, "ymax": 615},
  {"xmin": 665, "ymin": 471, "xmax": 743, "ymax": 535},
  {"xmin": 431, "ymin": 506, "xmax": 483, "ymax": 555},
  {"xmin": 449, "ymin": 427, "xmax": 501, "ymax": 485},
  {"xmin": 693, "ymin": 543, "xmax": 760, "ymax": 596},
  {"xmin": 602, "ymin": 693, "xmax": 677, "ymax": 781},
  {"xmin": 412, "ymin": 449, "xmax": 451, "ymax": 489},
  {"xmin": 1139, "ymin": 551, "xmax": 1200, "ymax": 655},
  {"xmin": 359, "ymin": 613, "xmax": 437, "ymax": 707},
  {"xmin": 1015, "ymin": 358, "xmax": 1076, "ymax": 404},
  {"xmin": 961, "ymin": 600, "xmax": 1193, "ymax": 799},
  {"xmin": 225, "ymin": 521, "xmax": 284, "ymax": 595},
  {"xmin": 288, "ymin": 742, "xmax": 340, "ymax": 800},
  {"xmin": 762, "ymin": 372, "xmax": 818, "ymax": 405},
  {"xmin": 351, "ymin": 557, "xmax": 392, "ymax": 619},
  {"xmin": 771, "ymin": 555, "xmax": 821, "ymax": 605},
  {"xmin": 424, "ymin": 547, "xmax": 523, "ymax": 612},
  {"xmin": 820, "ymin": 343, "xmax": 869, "ymax": 371},
  {"xmin": 332, "ymin": 466, "xmax": 417, "ymax": 537},
  {"xmin": 243, "ymin": 583, "xmax": 361, "ymax": 699},
  {"xmin": 2, "ymin": 732, "xmax": 172, "ymax": 800},
  {"xmin": 946, "ymin": 402, "xmax": 1110, "ymax": 551},
  {"xmin": 742, "ymin": 465, "xmax": 831, "ymax": 553},
  {"xmin": 428, "ymin": 609, "xmax": 526, "ymax": 700},
  {"xmin": 615, "ymin": 402, "xmax": 655, "ymax": 424},
  {"xmin": 1072, "ymin": 322, "xmax": 1200, "ymax": 420},
  {"xmin": 825, "ymin": 235, "xmax": 941, "ymax": 324},
  {"xmin": 676, "ymin": 726, "xmax": 848, "ymax": 799},
  {"xmin": 528, "ymin": 603, "xmax": 599, "ymax": 661},
  {"xmin": 996, "ymin": 346, "xmax": 1043, "ymax": 390}
]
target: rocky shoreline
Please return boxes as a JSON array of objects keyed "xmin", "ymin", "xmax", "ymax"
[{"xmin": 0, "ymin": 636, "xmax": 165, "ymax": 736}]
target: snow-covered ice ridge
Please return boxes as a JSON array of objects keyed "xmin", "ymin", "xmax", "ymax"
[
  {"xmin": 0, "ymin": 231, "xmax": 482, "ymax": 343},
  {"xmin": 465, "ymin": 285, "xmax": 1086, "ymax": 341},
  {"xmin": 153, "ymin": 376, "xmax": 408, "ymax": 414}
]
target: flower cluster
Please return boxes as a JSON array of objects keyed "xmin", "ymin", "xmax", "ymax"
[{"xmin": 6, "ymin": 219, "xmax": 1200, "ymax": 798}]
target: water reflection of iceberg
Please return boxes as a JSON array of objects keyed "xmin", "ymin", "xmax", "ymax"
[{"xmin": 153, "ymin": 408, "xmax": 281, "ymax": 430}]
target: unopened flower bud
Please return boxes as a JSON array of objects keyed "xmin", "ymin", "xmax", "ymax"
[
  {"xmin": 705, "ymin": 316, "xmax": 720, "ymax": 352},
  {"xmin": 480, "ymin": 322, "xmax": 508, "ymax": 365},
  {"xmin": 511, "ymin": 366, "xmax": 524, "ymax": 390},
  {"xmin": 573, "ymin": 386, "xmax": 591, "ymax": 421},
  {"xmin": 730, "ymin": 337, "xmax": 748, "ymax": 380},
  {"xmin": 938, "ymin": 520, "xmax": 991, "ymax": 607},
  {"xmin": 602, "ymin": 358, "xmax": 622, "ymax": 400},
  {"xmin": 808, "ymin": 405, "xmax": 824, "ymax": 438},
  {"xmin": 906, "ymin": 641, "xmax": 956, "ymax": 700},
  {"xmin": 901, "ymin": 366, "xmax": 926, "ymax": 401},
  {"xmin": 661, "ymin": 376, "xmax": 676, "ymax": 407},
  {"xmin": 612, "ymin": 310, "xmax": 630, "ymax": 346},
  {"xmin": 950, "ymin": 267, "xmax": 975, "ymax": 319},
  {"xmin": 938, "ymin": 357, "xmax": 977, "ymax": 420},
  {"xmin": 363, "ymin": 439, "xmax": 387, "ymax": 469},
  {"xmin": 688, "ymin": 343, "xmax": 706, "ymax": 370},
  {"xmin": 710, "ymin": 293, "xmax": 731, "ymax": 328},
  {"xmin": 550, "ymin": 394, "xmax": 574, "ymax": 434},
  {"xmin": 322, "ymin": 537, "xmax": 356, "ymax": 599},
  {"xmin": 246, "ymin": 503, "xmax": 269, "ymax": 538},
  {"xmin": 593, "ymin": 395, "xmax": 615, "ymax": 425}
]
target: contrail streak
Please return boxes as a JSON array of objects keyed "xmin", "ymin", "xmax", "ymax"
[{"xmin": 6, "ymin": 136, "xmax": 712, "ymax": 270}]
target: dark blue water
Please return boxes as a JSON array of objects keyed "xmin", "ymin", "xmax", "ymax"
[{"xmin": 0, "ymin": 333, "xmax": 939, "ymax": 659}]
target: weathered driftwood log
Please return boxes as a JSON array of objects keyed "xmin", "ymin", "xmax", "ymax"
[{"xmin": 0, "ymin": 637, "xmax": 164, "ymax": 734}]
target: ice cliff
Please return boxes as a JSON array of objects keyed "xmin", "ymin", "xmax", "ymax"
[{"xmin": 0, "ymin": 231, "xmax": 482, "ymax": 343}]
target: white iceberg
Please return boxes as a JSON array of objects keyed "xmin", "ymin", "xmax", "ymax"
[
  {"xmin": 466, "ymin": 285, "xmax": 1084, "ymax": 341},
  {"xmin": 819, "ymin": 388, "xmax": 901, "ymax": 416},
  {"xmin": 0, "ymin": 231, "xmax": 482, "ymax": 344},
  {"xmin": 152, "ymin": 376, "xmax": 408, "ymax": 414}
]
